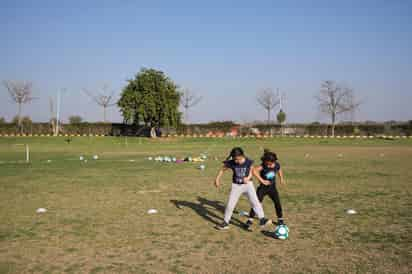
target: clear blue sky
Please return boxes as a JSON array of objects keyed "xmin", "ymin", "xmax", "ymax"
[{"xmin": 1, "ymin": 0, "xmax": 411, "ymax": 123}]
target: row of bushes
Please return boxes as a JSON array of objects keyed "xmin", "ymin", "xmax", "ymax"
[
  {"xmin": 0, "ymin": 121, "xmax": 411, "ymax": 136},
  {"xmin": 0, "ymin": 122, "xmax": 162, "ymax": 137},
  {"xmin": 0, "ymin": 122, "xmax": 115, "ymax": 136},
  {"xmin": 176, "ymin": 121, "xmax": 238, "ymax": 134},
  {"xmin": 176, "ymin": 121, "xmax": 412, "ymax": 136}
]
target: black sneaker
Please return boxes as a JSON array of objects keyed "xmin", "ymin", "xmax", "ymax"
[
  {"xmin": 244, "ymin": 219, "xmax": 254, "ymax": 231},
  {"xmin": 277, "ymin": 218, "xmax": 285, "ymax": 225},
  {"xmin": 259, "ymin": 218, "xmax": 272, "ymax": 228},
  {"xmin": 215, "ymin": 222, "xmax": 230, "ymax": 230}
]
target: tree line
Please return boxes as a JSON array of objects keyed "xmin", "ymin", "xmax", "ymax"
[{"xmin": 2, "ymin": 67, "xmax": 361, "ymax": 136}]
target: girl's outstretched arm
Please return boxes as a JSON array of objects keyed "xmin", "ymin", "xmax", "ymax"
[
  {"xmin": 278, "ymin": 168, "xmax": 285, "ymax": 185},
  {"xmin": 253, "ymin": 166, "xmax": 270, "ymax": 185},
  {"xmin": 214, "ymin": 166, "xmax": 228, "ymax": 188}
]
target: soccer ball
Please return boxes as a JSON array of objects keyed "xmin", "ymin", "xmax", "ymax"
[
  {"xmin": 93, "ymin": 155, "xmax": 99, "ymax": 160},
  {"xmin": 274, "ymin": 224, "xmax": 289, "ymax": 240}
]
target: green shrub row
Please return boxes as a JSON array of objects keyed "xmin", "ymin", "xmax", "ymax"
[
  {"xmin": 0, "ymin": 121, "xmax": 411, "ymax": 136},
  {"xmin": 0, "ymin": 122, "xmax": 114, "ymax": 135},
  {"xmin": 176, "ymin": 122, "xmax": 412, "ymax": 136}
]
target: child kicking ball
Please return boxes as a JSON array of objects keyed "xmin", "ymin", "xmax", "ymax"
[
  {"xmin": 246, "ymin": 149, "xmax": 286, "ymax": 230},
  {"xmin": 214, "ymin": 147, "xmax": 271, "ymax": 230}
]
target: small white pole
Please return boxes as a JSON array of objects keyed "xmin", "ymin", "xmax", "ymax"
[
  {"xmin": 56, "ymin": 89, "xmax": 61, "ymax": 136},
  {"xmin": 25, "ymin": 144, "xmax": 30, "ymax": 163}
]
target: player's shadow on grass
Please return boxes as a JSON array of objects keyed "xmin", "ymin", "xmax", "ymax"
[
  {"xmin": 170, "ymin": 197, "xmax": 245, "ymax": 229},
  {"xmin": 261, "ymin": 230, "xmax": 277, "ymax": 239}
]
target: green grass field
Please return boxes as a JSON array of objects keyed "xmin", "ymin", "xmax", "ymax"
[{"xmin": 0, "ymin": 136, "xmax": 411, "ymax": 273}]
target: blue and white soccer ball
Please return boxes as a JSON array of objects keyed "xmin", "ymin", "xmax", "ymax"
[{"xmin": 274, "ymin": 224, "xmax": 289, "ymax": 240}]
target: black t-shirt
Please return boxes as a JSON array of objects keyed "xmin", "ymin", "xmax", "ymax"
[
  {"xmin": 260, "ymin": 162, "xmax": 281, "ymax": 185},
  {"xmin": 224, "ymin": 158, "xmax": 254, "ymax": 184}
]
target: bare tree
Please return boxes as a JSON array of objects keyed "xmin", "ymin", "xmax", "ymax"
[
  {"xmin": 315, "ymin": 81, "xmax": 361, "ymax": 136},
  {"xmin": 345, "ymin": 90, "xmax": 358, "ymax": 124},
  {"xmin": 256, "ymin": 88, "xmax": 279, "ymax": 124},
  {"xmin": 84, "ymin": 84, "xmax": 116, "ymax": 123},
  {"xmin": 180, "ymin": 89, "xmax": 202, "ymax": 123},
  {"xmin": 3, "ymin": 80, "xmax": 36, "ymax": 132}
]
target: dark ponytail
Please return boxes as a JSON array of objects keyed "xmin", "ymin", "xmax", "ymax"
[
  {"xmin": 261, "ymin": 148, "xmax": 278, "ymax": 163},
  {"xmin": 226, "ymin": 147, "xmax": 245, "ymax": 161}
]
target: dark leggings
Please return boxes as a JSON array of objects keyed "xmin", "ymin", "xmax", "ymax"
[{"xmin": 249, "ymin": 184, "xmax": 283, "ymax": 219}]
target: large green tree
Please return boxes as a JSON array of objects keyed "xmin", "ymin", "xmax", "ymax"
[{"xmin": 118, "ymin": 68, "xmax": 182, "ymax": 128}]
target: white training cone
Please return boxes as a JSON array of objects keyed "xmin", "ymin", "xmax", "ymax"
[
  {"xmin": 36, "ymin": 208, "xmax": 47, "ymax": 214},
  {"xmin": 346, "ymin": 209, "xmax": 357, "ymax": 215},
  {"xmin": 147, "ymin": 209, "xmax": 158, "ymax": 214}
]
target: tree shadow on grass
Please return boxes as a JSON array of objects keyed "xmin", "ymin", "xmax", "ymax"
[{"xmin": 170, "ymin": 196, "xmax": 245, "ymax": 229}]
